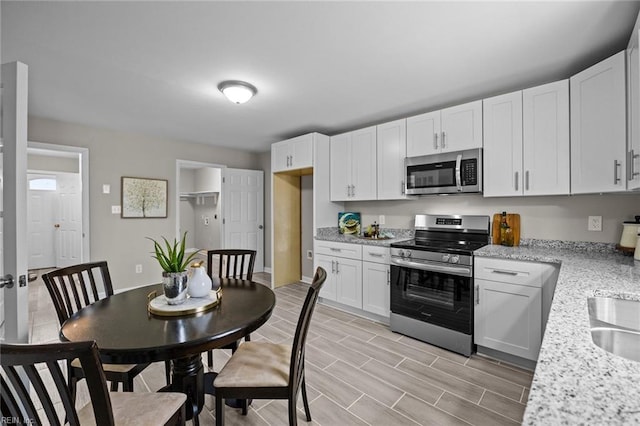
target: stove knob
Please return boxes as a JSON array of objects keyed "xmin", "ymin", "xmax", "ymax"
[
  {"xmin": 406, "ymin": 250, "xmax": 412, "ymax": 258},
  {"xmin": 442, "ymin": 254, "xmax": 451, "ymax": 262},
  {"xmin": 450, "ymin": 255, "xmax": 460, "ymax": 264},
  {"xmin": 398, "ymin": 249, "xmax": 405, "ymax": 258}
]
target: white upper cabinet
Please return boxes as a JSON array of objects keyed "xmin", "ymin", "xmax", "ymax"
[
  {"xmin": 484, "ymin": 81, "xmax": 570, "ymax": 197},
  {"xmin": 627, "ymin": 18, "xmax": 640, "ymax": 190},
  {"xmin": 377, "ymin": 119, "xmax": 407, "ymax": 200},
  {"xmin": 272, "ymin": 134, "xmax": 313, "ymax": 173},
  {"xmin": 522, "ymin": 80, "xmax": 570, "ymax": 195},
  {"xmin": 483, "ymin": 91, "xmax": 524, "ymax": 197},
  {"xmin": 571, "ymin": 50, "xmax": 627, "ymax": 194},
  {"xmin": 330, "ymin": 126, "xmax": 377, "ymax": 201},
  {"xmin": 406, "ymin": 100, "xmax": 482, "ymax": 157}
]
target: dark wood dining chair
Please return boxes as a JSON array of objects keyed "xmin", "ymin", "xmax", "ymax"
[
  {"xmin": 213, "ymin": 267, "xmax": 327, "ymax": 426},
  {"xmin": 205, "ymin": 249, "xmax": 257, "ymax": 368},
  {"xmin": 41, "ymin": 261, "xmax": 168, "ymax": 399},
  {"xmin": 0, "ymin": 340, "xmax": 186, "ymax": 426}
]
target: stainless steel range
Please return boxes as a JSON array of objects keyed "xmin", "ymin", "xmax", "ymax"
[{"xmin": 390, "ymin": 214, "xmax": 490, "ymax": 356}]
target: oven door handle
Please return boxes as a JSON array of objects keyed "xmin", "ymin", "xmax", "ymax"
[
  {"xmin": 455, "ymin": 153, "xmax": 463, "ymax": 191},
  {"xmin": 391, "ymin": 258, "xmax": 472, "ymax": 277}
]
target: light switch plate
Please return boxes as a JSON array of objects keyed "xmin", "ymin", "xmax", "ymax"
[
  {"xmin": 102, "ymin": 184, "xmax": 111, "ymax": 194},
  {"xmin": 588, "ymin": 216, "xmax": 602, "ymax": 231},
  {"xmin": 111, "ymin": 205, "xmax": 121, "ymax": 214},
  {"xmin": 379, "ymin": 215, "xmax": 386, "ymax": 225}
]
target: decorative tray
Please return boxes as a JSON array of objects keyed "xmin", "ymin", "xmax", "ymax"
[{"xmin": 147, "ymin": 290, "xmax": 221, "ymax": 317}]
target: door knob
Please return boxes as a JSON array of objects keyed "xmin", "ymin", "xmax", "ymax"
[
  {"xmin": 258, "ymin": 225, "xmax": 264, "ymax": 230},
  {"xmin": 0, "ymin": 274, "xmax": 14, "ymax": 289},
  {"xmin": 54, "ymin": 224, "xmax": 61, "ymax": 228}
]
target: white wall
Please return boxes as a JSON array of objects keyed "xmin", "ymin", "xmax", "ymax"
[
  {"xmin": 28, "ymin": 116, "xmax": 261, "ymax": 291},
  {"xmin": 346, "ymin": 193, "xmax": 640, "ymax": 244}
]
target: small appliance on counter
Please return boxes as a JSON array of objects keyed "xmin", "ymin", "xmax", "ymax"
[{"xmin": 618, "ymin": 216, "xmax": 640, "ymax": 254}]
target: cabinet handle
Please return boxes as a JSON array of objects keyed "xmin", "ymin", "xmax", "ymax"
[
  {"xmin": 433, "ymin": 133, "xmax": 438, "ymax": 150},
  {"xmin": 346, "ymin": 185, "xmax": 351, "ymax": 197},
  {"xmin": 630, "ymin": 150, "xmax": 640, "ymax": 179},
  {"xmin": 401, "ymin": 180, "xmax": 405, "ymax": 195},
  {"xmin": 351, "ymin": 185, "xmax": 355, "ymax": 197},
  {"xmin": 329, "ymin": 247, "xmax": 341, "ymax": 252},
  {"xmin": 335, "ymin": 261, "xmax": 339, "ymax": 274},
  {"xmin": 286, "ymin": 155, "xmax": 289, "ymax": 167},
  {"xmin": 475, "ymin": 285, "xmax": 479, "ymax": 305},
  {"xmin": 614, "ymin": 160, "xmax": 621, "ymax": 184},
  {"xmin": 331, "ymin": 260, "xmax": 335, "ymax": 274},
  {"xmin": 289, "ymin": 155, "xmax": 293, "ymax": 167},
  {"xmin": 514, "ymin": 171, "xmax": 519, "ymax": 191},
  {"xmin": 387, "ymin": 269, "xmax": 390, "ymax": 285},
  {"xmin": 441, "ymin": 131, "xmax": 446, "ymax": 149},
  {"xmin": 491, "ymin": 269, "xmax": 519, "ymax": 276},
  {"xmin": 525, "ymin": 170, "xmax": 530, "ymax": 191},
  {"xmin": 368, "ymin": 252, "xmax": 384, "ymax": 257}
]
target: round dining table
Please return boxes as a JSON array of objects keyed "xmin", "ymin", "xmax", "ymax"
[{"xmin": 60, "ymin": 278, "xmax": 276, "ymax": 423}]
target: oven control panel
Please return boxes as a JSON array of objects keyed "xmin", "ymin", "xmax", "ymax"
[{"xmin": 390, "ymin": 248, "xmax": 472, "ymax": 266}]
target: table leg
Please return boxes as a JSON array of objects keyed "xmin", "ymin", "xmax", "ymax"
[{"xmin": 162, "ymin": 355, "xmax": 204, "ymax": 422}]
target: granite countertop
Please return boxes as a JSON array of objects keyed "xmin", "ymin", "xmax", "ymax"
[
  {"xmin": 475, "ymin": 241, "xmax": 640, "ymax": 424},
  {"xmin": 315, "ymin": 227, "xmax": 413, "ymax": 247}
]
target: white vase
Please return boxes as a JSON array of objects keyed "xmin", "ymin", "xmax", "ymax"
[{"xmin": 188, "ymin": 265, "xmax": 212, "ymax": 298}]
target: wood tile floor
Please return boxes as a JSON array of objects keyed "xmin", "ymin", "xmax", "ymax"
[{"xmin": 28, "ymin": 271, "xmax": 532, "ymax": 425}]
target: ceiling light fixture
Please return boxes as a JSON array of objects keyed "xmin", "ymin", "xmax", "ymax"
[{"xmin": 218, "ymin": 80, "xmax": 257, "ymax": 104}]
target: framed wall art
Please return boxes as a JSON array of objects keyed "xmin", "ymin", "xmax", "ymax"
[{"xmin": 121, "ymin": 176, "xmax": 168, "ymax": 218}]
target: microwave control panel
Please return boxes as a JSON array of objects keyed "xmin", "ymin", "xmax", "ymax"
[{"xmin": 461, "ymin": 159, "xmax": 478, "ymax": 185}]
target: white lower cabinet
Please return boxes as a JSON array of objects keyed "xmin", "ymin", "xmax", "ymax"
[
  {"xmin": 474, "ymin": 257, "xmax": 556, "ymax": 361},
  {"xmin": 314, "ymin": 241, "xmax": 390, "ymax": 318},
  {"xmin": 362, "ymin": 245, "xmax": 391, "ymax": 317}
]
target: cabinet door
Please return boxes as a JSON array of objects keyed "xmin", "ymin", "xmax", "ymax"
[
  {"xmin": 628, "ymin": 29, "xmax": 640, "ymax": 190},
  {"xmin": 406, "ymin": 111, "xmax": 441, "ymax": 157},
  {"xmin": 377, "ymin": 119, "xmax": 407, "ymax": 200},
  {"xmin": 290, "ymin": 135, "xmax": 313, "ymax": 170},
  {"xmin": 350, "ymin": 126, "xmax": 377, "ymax": 200},
  {"xmin": 571, "ymin": 51, "xmax": 627, "ymax": 194},
  {"xmin": 440, "ymin": 100, "xmax": 483, "ymax": 152},
  {"xmin": 523, "ymin": 80, "xmax": 570, "ymax": 195},
  {"xmin": 362, "ymin": 261, "xmax": 390, "ymax": 317},
  {"xmin": 272, "ymin": 141, "xmax": 291, "ymax": 173},
  {"xmin": 330, "ymin": 133, "xmax": 351, "ymax": 201},
  {"xmin": 483, "ymin": 92, "xmax": 523, "ymax": 197},
  {"xmin": 315, "ymin": 254, "xmax": 337, "ymax": 301},
  {"xmin": 474, "ymin": 279, "xmax": 542, "ymax": 361},
  {"xmin": 335, "ymin": 257, "xmax": 362, "ymax": 309}
]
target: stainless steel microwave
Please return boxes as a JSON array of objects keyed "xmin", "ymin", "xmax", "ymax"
[{"xmin": 405, "ymin": 148, "xmax": 482, "ymax": 195}]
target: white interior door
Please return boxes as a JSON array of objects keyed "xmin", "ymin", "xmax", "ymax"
[
  {"xmin": 1, "ymin": 62, "xmax": 30, "ymax": 343},
  {"xmin": 222, "ymin": 168, "xmax": 264, "ymax": 272},
  {"xmin": 27, "ymin": 176, "xmax": 56, "ymax": 269},
  {"xmin": 55, "ymin": 172, "xmax": 82, "ymax": 267}
]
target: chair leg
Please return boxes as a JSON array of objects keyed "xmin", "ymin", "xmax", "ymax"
[
  {"xmin": 288, "ymin": 397, "xmax": 298, "ymax": 426},
  {"xmin": 241, "ymin": 399, "xmax": 248, "ymax": 416},
  {"xmin": 67, "ymin": 364, "xmax": 78, "ymax": 404},
  {"xmin": 301, "ymin": 376, "xmax": 312, "ymax": 422},
  {"xmin": 110, "ymin": 381, "xmax": 118, "ymax": 391},
  {"xmin": 207, "ymin": 350, "xmax": 214, "ymax": 368},
  {"xmin": 124, "ymin": 377, "xmax": 134, "ymax": 392},
  {"xmin": 215, "ymin": 393, "xmax": 224, "ymax": 426}
]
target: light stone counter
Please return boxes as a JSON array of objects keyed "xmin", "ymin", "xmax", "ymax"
[
  {"xmin": 475, "ymin": 241, "xmax": 640, "ymax": 425},
  {"xmin": 315, "ymin": 227, "xmax": 413, "ymax": 247}
]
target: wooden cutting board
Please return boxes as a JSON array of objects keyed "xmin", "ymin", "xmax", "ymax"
[{"xmin": 492, "ymin": 213, "xmax": 521, "ymax": 246}]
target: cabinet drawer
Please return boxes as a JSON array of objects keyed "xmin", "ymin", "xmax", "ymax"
[
  {"xmin": 314, "ymin": 241, "xmax": 362, "ymax": 260},
  {"xmin": 362, "ymin": 246, "xmax": 390, "ymax": 264},
  {"xmin": 474, "ymin": 257, "xmax": 543, "ymax": 288}
]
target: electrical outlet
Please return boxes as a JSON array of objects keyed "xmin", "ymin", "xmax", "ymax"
[
  {"xmin": 379, "ymin": 215, "xmax": 385, "ymax": 225},
  {"xmin": 204, "ymin": 216, "xmax": 210, "ymax": 226},
  {"xmin": 111, "ymin": 205, "xmax": 121, "ymax": 214},
  {"xmin": 306, "ymin": 250, "xmax": 313, "ymax": 260},
  {"xmin": 135, "ymin": 264, "xmax": 142, "ymax": 274},
  {"xmin": 588, "ymin": 216, "xmax": 603, "ymax": 232}
]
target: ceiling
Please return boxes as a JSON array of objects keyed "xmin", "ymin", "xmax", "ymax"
[{"xmin": 3, "ymin": 1, "xmax": 640, "ymax": 153}]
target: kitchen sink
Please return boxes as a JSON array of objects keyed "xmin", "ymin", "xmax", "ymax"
[
  {"xmin": 590, "ymin": 327, "xmax": 640, "ymax": 363},
  {"xmin": 588, "ymin": 297, "xmax": 640, "ymax": 331},
  {"xmin": 588, "ymin": 296, "xmax": 640, "ymax": 362}
]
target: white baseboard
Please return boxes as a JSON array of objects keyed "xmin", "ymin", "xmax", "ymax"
[
  {"xmin": 263, "ymin": 267, "xmax": 272, "ymax": 274},
  {"xmin": 301, "ymin": 275, "xmax": 313, "ymax": 284}
]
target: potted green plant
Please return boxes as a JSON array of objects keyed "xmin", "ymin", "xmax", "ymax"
[{"xmin": 148, "ymin": 232, "xmax": 199, "ymax": 305}]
